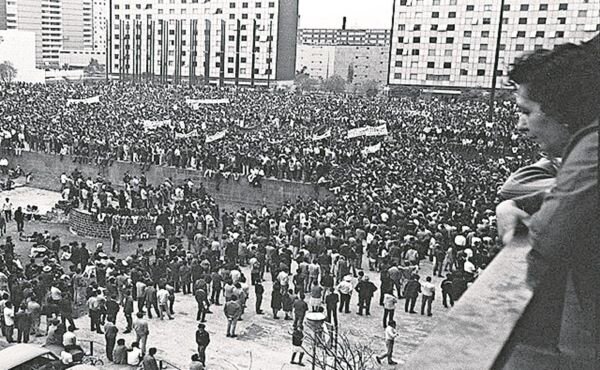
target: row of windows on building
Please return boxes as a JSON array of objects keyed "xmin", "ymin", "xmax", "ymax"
[
  {"xmin": 399, "ymin": 0, "xmax": 575, "ymax": 10},
  {"xmin": 115, "ymin": 1, "xmax": 275, "ymax": 10},
  {"xmin": 115, "ymin": 11, "xmax": 275, "ymax": 19},
  {"xmin": 399, "ymin": 29, "xmax": 571, "ymax": 42},
  {"xmin": 398, "ymin": 15, "xmax": 586, "ymax": 31},
  {"xmin": 394, "ymin": 59, "xmax": 493, "ymax": 68},
  {"xmin": 114, "ymin": 43, "xmax": 272, "ymax": 56},
  {"xmin": 395, "ymin": 33, "xmax": 570, "ymax": 54},
  {"xmin": 113, "ymin": 61, "xmax": 272, "ymax": 75},
  {"xmin": 393, "ymin": 69, "xmax": 500, "ymax": 81}
]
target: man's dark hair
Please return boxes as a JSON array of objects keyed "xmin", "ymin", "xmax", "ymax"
[
  {"xmin": 149, "ymin": 347, "xmax": 157, "ymax": 355},
  {"xmin": 117, "ymin": 338, "xmax": 125, "ymax": 345},
  {"xmin": 508, "ymin": 38, "xmax": 600, "ymax": 134}
]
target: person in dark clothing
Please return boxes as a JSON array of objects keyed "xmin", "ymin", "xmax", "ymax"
[
  {"xmin": 60, "ymin": 295, "xmax": 77, "ymax": 331},
  {"xmin": 271, "ymin": 282, "xmax": 282, "ymax": 319},
  {"xmin": 255, "ymin": 280, "xmax": 264, "ymax": 314},
  {"xmin": 451, "ymin": 272, "xmax": 468, "ymax": 302},
  {"xmin": 325, "ymin": 288, "xmax": 339, "ymax": 327},
  {"xmin": 441, "ymin": 274, "xmax": 454, "ymax": 308},
  {"xmin": 106, "ymin": 295, "xmax": 120, "ymax": 323},
  {"xmin": 355, "ymin": 276, "xmax": 378, "ymax": 316},
  {"xmin": 293, "ymin": 294, "xmax": 308, "ymax": 330},
  {"xmin": 290, "ymin": 327, "xmax": 305, "ymax": 366},
  {"xmin": 379, "ymin": 270, "xmax": 393, "ymax": 306},
  {"xmin": 403, "ymin": 274, "xmax": 421, "ymax": 314},
  {"xmin": 211, "ymin": 271, "xmax": 223, "ymax": 305},
  {"xmin": 123, "ymin": 290, "xmax": 135, "ymax": 333},
  {"xmin": 195, "ymin": 323, "xmax": 210, "ymax": 367},
  {"xmin": 15, "ymin": 303, "xmax": 32, "ymax": 343},
  {"xmin": 195, "ymin": 286, "xmax": 208, "ymax": 322},
  {"xmin": 14, "ymin": 207, "xmax": 24, "ymax": 233}
]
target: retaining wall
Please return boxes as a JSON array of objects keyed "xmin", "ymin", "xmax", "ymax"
[
  {"xmin": 69, "ymin": 208, "xmax": 156, "ymax": 239},
  {"xmin": 8, "ymin": 151, "xmax": 333, "ymax": 212}
]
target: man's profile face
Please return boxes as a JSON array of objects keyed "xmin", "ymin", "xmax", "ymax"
[{"xmin": 515, "ymin": 84, "xmax": 570, "ymax": 157}]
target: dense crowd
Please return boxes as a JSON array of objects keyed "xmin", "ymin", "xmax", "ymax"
[{"xmin": 0, "ymin": 81, "xmax": 541, "ymax": 368}]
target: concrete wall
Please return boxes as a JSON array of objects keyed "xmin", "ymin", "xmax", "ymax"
[
  {"xmin": 69, "ymin": 208, "xmax": 156, "ymax": 239},
  {"xmin": 8, "ymin": 151, "xmax": 333, "ymax": 212}
]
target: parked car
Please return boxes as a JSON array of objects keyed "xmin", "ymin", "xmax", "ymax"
[{"xmin": 0, "ymin": 343, "xmax": 63, "ymax": 370}]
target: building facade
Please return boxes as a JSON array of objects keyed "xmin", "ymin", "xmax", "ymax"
[
  {"xmin": 109, "ymin": 0, "xmax": 298, "ymax": 85},
  {"xmin": 92, "ymin": 0, "xmax": 108, "ymax": 50},
  {"xmin": 3, "ymin": 0, "xmax": 106, "ymax": 68},
  {"xmin": 388, "ymin": 0, "xmax": 600, "ymax": 89},
  {"xmin": 298, "ymin": 28, "xmax": 390, "ymax": 46},
  {"xmin": 296, "ymin": 28, "xmax": 390, "ymax": 85}
]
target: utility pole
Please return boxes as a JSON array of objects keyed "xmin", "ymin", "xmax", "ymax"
[{"xmin": 488, "ymin": 0, "xmax": 506, "ymax": 122}]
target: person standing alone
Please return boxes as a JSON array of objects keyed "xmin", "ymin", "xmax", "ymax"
[
  {"xmin": 375, "ymin": 320, "xmax": 398, "ymax": 365},
  {"xmin": 195, "ymin": 323, "xmax": 210, "ymax": 367}
]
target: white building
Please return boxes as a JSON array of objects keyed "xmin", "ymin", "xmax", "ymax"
[
  {"xmin": 296, "ymin": 44, "xmax": 335, "ymax": 80},
  {"xmin": 388, "ymin": 0, "xmax": 600, "ymax": 89},
  {"xmin": 0, "ymin": 30, "xmax": 45, "ymax": 82},
  {"xmin": 2, "ymin": 0, "xmax": 106, "ymax": 68},
  {"xmin": 110, "ymin": 0, "xmax": 298, "ymax": 85},
  {"xmin": 296, "ymin": 28, "xmax": 390, "ymax": 85}
]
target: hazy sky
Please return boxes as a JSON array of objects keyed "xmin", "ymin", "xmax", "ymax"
[{"xmin": 298, "ymin": 0, "xmax": 394, "ymax": 29}]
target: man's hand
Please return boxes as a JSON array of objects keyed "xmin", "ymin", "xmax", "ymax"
[{"xmin": 496, "ymin": 200, "xmax": 531, "ymax": 245}]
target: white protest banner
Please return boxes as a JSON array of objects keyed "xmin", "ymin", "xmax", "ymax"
[
  {"xmin": 205, "ymin": 129, "xmax": 227, "ymax": 143},
  {"xmin": 347, "ymin": 124, "xmax": 388, "ymax": 139},
  {"xmin": 175, "ymin": 129, "xmax": 199, "ymax": 139},
  {"xmin": 142, "ymin": 119, "xmax": 171, "ymax": 130},
  {"xmin": 347, "ymin": 127, "xmax": 368, "ymax": 139},
  {"xmin": 364, "ymin": 124, "xmax": 388, "ymax": 137},
  {"xmin": 186, "ymin": 98, "xmax": 230, "ymax": 109},
  {"xmin": 67, "ymin": 95, "xmax": 100, "ymax": 106},
  {"xmin": 312, "ymin": 128, "xmax": 331, "ymax": 141},
  {"xmin": 361, "ymin": 142, "xmax": 381, "ymax": 155}
]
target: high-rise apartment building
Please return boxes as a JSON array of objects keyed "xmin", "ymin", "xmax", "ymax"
[
  {"xmin": 4, "ymin": 0, "xmax": 105, "ymax": 67},
  {"xmin": 92, "ymin": 0, "xmax": 108, "ymax": 50},
  {"xmin": 109, "ymin": 0, "xmax": 298, "ymax": 85},
  {"xmin": 388, "ymin": 0, "xmax": 600, "ymax": 89}
]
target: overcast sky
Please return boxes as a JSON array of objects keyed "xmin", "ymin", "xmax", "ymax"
[{"xmin": 298, "ymin": 0, "xmax": 394, "ymax": 29}]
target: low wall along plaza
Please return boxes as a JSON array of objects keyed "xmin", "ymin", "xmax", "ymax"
[
  {"xmin": 69, "ymin": 208, "xmax": 156, "ymax": 239},
  {"xmin": 9, "ymin": 151, "xmax": 333, "ymax": 212}
]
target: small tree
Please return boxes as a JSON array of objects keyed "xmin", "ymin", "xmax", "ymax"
[
  {"xmin": 361, "ymin": 79, "xmax": 380, "ymax": 97},
  {"xmin": 0, "ymin": 61, "xmax": 17, "ymax": 83},
  {"xmin": 84, "ymin": 58, "xmax": 105, "ymax": 75},
  {"xmin": 295, "ymin": 67, "xmax": 320, "ymax": 92},
  {"xmin": 302, "ymin": 326, "xmax": 376, "ymax": 370},
  {"xmin": 322, "ymin": 75, "xmax": 346, "ymax": 93}
]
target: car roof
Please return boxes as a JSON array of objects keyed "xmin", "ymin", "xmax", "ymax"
[{"xmin": 0, "ymin": 344, "xmax": 57, "ymax": 369}]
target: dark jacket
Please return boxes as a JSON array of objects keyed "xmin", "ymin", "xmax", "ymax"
[
  {"xmin": 196, "ymin": 329, "xmax": 210, "ymax": 346},
  {"xmin": 403, "ymin": 280, "xmax": 422, "ymax": 298},
  {"xmin": 355, "ymin": 280, "xmax": 378, "ymax": 298}
]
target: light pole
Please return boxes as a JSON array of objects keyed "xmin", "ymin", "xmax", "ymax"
[{"xmin": 488, "ymin": 0, "xmax": 506, "ymax": 122}]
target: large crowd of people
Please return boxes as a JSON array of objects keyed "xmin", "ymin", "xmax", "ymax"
[{"xmin": 0, "ymin": 70, "xmax": 548, "ymax": 368}]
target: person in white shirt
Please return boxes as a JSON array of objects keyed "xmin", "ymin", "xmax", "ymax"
[
  {"xmin": 127, "ymin": 342, "xmax": 143, "ymax": 366},
  {"xmin": 382, "ymin": 293, "xmax": 397, "ymax": 328},
  {"xmin": 2, "ymin": 198, "xmax": 12, "ymax": 222},
  {"xmin": 420, "ymin": 276, "xmax": 436, "ymax": 316},
  {"xmin": 375, "ymin": 320, "xmax": 398, "ymax": 365},
  {"xmin": 157, "ymin": 286, "xmax": 173, "ymax": 320}
]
